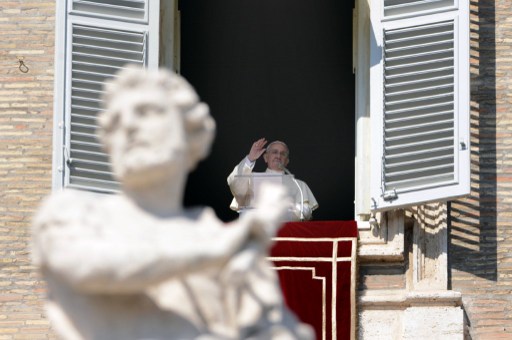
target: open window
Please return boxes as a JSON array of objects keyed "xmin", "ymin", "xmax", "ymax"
[
  {"xmin": 53, "ymin": 0, "xmax": 470, "ymax": 221},
  {"xmin": 359, "ymin": 0, "xmax": 470, "ymax": 213}
]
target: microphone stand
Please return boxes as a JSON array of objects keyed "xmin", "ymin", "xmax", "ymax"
[{"xmin": 281, "ymin": 166, "xmax": 305, "ymax": 221}]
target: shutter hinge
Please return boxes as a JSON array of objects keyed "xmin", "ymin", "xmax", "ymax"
[
  {"xmin": 371, "ymin": 197, "xmax": 378, "ymax": 210},
  {"xmin": 380, "ymin": 156, "xmax": 398, "ymax": 202},
  {"xmin": 382, "ymin": 189, "xmax": 398, "ymax": 202},
  {"xmin": 63, "ymin": 146, "xmax": 73, "ymax": 166}
]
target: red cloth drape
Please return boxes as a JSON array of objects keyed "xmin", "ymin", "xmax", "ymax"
[{"xmin": 270, "ymin": 221, "xmax": 357, "ymax": 340}]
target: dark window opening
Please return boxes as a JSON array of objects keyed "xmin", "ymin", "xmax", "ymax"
[{"xmin": 181, "ymin": 0, "xmax": 355, "ymax": 222}]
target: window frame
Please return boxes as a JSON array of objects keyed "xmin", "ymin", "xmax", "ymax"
[{"xmin": 53, "ymin": 0, "xmax": 469, "ymax": 219}]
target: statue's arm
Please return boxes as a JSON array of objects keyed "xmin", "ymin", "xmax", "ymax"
[
  {"xmin": 225, "ymin": 183, "xmax": 291, "ymax": 259},
  {"xmin": 218, "ymin": 183, "xmax": 291, "ymax": 284},
  {"xmin": 32, "ymin": 192, "xmax": 253, "ymax": 294}
]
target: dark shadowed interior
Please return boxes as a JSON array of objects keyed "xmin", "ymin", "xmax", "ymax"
[{"xmin": 181, "ymin": 0, "xmax": 355, "ymax": 222}]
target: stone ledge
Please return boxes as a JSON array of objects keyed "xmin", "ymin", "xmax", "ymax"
[
  {"xmin": 357, "ymin": 246, "xmax": 404, "ymax": 262},
  {"xmin": 359, "ymin": 289, "xmax": 462, "ymax": 308}
]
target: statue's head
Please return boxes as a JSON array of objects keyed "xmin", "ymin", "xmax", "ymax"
[{"xmin": 98, "ymin": 66, "xmax": 216, "ymax": 189}]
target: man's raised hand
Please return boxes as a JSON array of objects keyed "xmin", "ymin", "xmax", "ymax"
[{"xmin": 247, "ymin": 138, "xmax": 267, "ymax": 162}]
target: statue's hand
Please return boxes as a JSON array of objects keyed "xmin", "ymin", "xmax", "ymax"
[
  {"xmin": 250, "ymin": 183, "xmax": 292, "ymax": 239},
  {"xmin": 220, "ymin": 240, "xmax": 260, "ymax": 286}
]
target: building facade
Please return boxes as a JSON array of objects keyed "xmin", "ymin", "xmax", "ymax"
[{"xmin": 0, "ymin": 0, "xmax": 510, "ymax": 338}]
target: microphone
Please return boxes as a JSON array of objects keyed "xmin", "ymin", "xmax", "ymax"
[{"xmin": 279, "ymin": 163, "xmax": 305, "ymax": 221}]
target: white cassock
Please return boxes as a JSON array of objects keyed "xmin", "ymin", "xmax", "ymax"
[{"xmin": 227, "ymin": 157, "xmax": 319, "ymax": 220}]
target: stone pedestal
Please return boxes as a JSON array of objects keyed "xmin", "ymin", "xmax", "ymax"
[
  {"xmin": 357, "ymin": 207, "xmax": 465, "ymax": 339},
  {"xmin": 358, "ymin": 290, "xmax": 463, "ymax": 339}
]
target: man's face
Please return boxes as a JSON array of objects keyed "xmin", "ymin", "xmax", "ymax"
[
  {"xmin": 105, "ymin": 89, "xmax": 187, "ymax": 187},
  {"xmin": 263, "ymin": 142, "xmax": 289, "ymax": 171}
]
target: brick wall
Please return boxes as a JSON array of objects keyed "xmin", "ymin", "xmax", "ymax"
[
  {"xmin": 0, "ymin": 1, "xmax": 55, "ymax": 338},
  {"xmin": 449, "ymin": 0, "xmax": 512, "ymax": 338}
]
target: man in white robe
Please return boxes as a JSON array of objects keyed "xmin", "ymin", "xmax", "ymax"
[{"xmin": 228, "ymin": 138, "xmax": 318, "ymax": 221}]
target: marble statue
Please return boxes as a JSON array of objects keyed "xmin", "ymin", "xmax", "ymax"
[{"xmin": 31, "ymin": 67, "xmax": 314, "ymax": 339}]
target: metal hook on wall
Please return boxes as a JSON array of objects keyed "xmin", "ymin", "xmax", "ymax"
[{"xmin": 18, "ymin": 57, "xmax": 29, "ymax": 73}]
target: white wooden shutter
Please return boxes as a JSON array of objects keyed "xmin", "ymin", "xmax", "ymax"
[
  {"xmin": 370, "ymin": 0, "xmax": 469, "ymax": 211},
  {"xmin": 55, "ymin": 0, "xmax": 159, "ymax": 192}
]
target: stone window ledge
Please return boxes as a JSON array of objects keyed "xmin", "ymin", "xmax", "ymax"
[{"xmin": 359, "ymin": 290, "xmax": 462, "ymax": 308}]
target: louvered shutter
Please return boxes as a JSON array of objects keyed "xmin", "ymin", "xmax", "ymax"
[
  {"xmin": 57, "ymin": 0, "xmax": 159, "ymax": 192},
  {"xmin": 71, "ymin": 0, "xmax": 148, "ymax": 21},
  {"xmin": 370, "ymin": 0, "xmax": 469, "ymax": 211}
]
